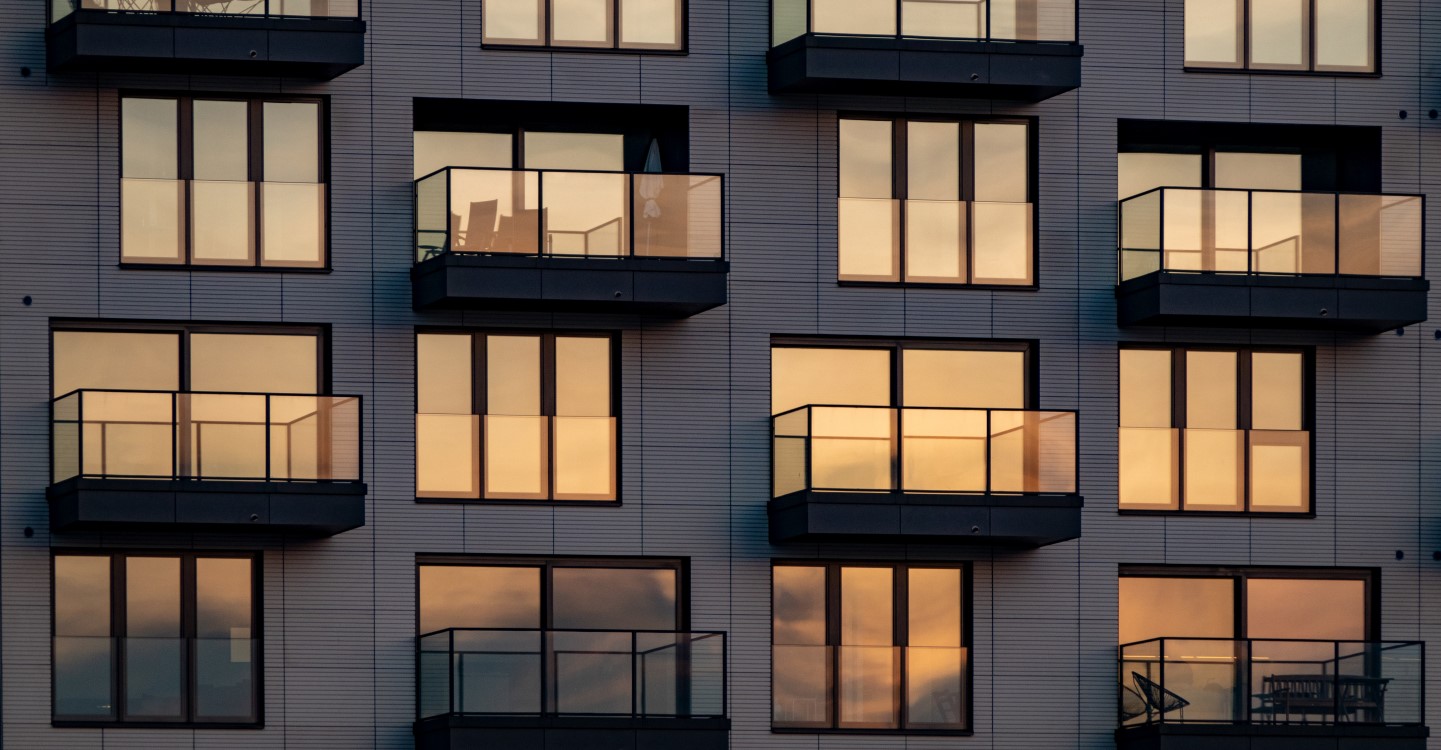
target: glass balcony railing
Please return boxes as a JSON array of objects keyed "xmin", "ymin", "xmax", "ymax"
[
  {"xmin": 54, "ymin": 636, "xmax": 258, "ymax": 722},
  {"xmin": 772, "ymin": 0, "xmax": 1076, "ymax": 46},
  {"xmin": 1118, "ymin": 187, "xmax": 1425, "ymax": 283},
  {"xmin": 418, "ymin": 628, "xmax": 727, "ymax": 721},
  {"xmin": 51, "ymin": 389, "xmax": 362, "ymax": 484},
  {"xmin": 53, "ymin": 0, "xmax": 360, "ymax": 23},
  {"xmin": 414, "ymin": 167, "xmax": 724, "ymax": 263},
  {"xmin": 1119, "ymin": 638, "xmax": 1425, "ymax": 728},
  {"xmin": 773, "ymin": 644, "xmax": 969, "ymax": 730},
  {"xmin": 772, "ymin": 405, "xmax": 1077, "ymax": 498}
]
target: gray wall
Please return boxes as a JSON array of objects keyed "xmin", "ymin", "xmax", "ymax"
[{"xmin": 2, "ymin": 0, "xmax": 1441, "ymax": 747}]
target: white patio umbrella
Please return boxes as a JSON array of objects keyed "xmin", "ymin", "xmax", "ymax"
[{"xmin": 638, "ymin": 139, "xmax": 665, "ymax": 254}]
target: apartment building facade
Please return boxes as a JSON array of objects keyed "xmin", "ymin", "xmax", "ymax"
[{"xmin": 1, "ymin": 0, "xmax": 1439, "ymax": 748}]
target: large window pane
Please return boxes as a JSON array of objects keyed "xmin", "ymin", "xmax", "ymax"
[
  {"xmin": 971, "ymin": 201, "xmax": 1032, "ymax": 284},
  {"xmin": 262, "ymin": 102, "xmax": 320, "ymax": 184},
  {"xmin": 414, "ymin": 131, "xmax": 514, "ymax": 180},
  {"xmin": 1185, "ymin": 351, "xmax": 1237, "ymax": 429},
  {"xmin": 840, "ymin": 120, "xmax": 893, "ymax": 199},
  {"xmin": 53, "ymin": 331, "xmax": 180, "ymax": 396},
  {"xmin": 1118, "ymin": 577, "xmax": 1236, "ymax": 644},
  {"xmin": 1315, "ymin": 0, "xmax": 1373, "ymax": 70},
  {"xmin": 543, "ymin": 171, "xmax": 627, "ymax": 256},
  {"xmin": 839, "ymin": 567, "xmax": 896, "ymax": 728},
  {"xmin": 772, "ymin": 565, "xmax": 829, "ymax": 727},
  {"xmin": 417, "ymin": 334, "xmax": 473, "ymax": 415},
  {"xmin": 771, "ymin": 347, "xmax": 891, "ymax": 414},
  {"xmin": 839, "ymin": 198, "xmax": 900, "ymax": 280},
  {"xmin": 54, "ymin": 556, "xmax": 114, "ymax": 720},
  {"xmin": 841, "ymin": 567, "xmax": 891, "ymax": 646},
  {"xmin": 908, "ymin": 568, "xmax": 961, "ymax": 647},
  {"xmin": 1249, "ymin": 0, "xmax": 1307, "ymax": 69},
  {"xmin": 418, "ymin": 565, "xmax": 541, "ymax": 633},
  {"xmin": 813, "ymin": 0, "xmax": 896, "ymax": 35},
  {"xmin": 551, "ymin": 0, "xmax": 612, "ymax": 45},
  {"xmin": 1183, "ymin": 428, "xmax": 1244, "ymax": 509},
  {"xmin": 1185, "ymin": 0, "xmax": 1242, "ymax": 67},
  {"xmin": 487, "ymin": 335, "xmax": 542, "ymax": 415},
  {"xmin": 193, "ymin": 100, "xmax": 248, "ymax": 181},
  {"xmin": 195, "ymin": 558, "xmax": 254, "ymax": 721},
  {"xmin": 907, "ymin": 122, "xmax": 960, "ymax": 201},
  {"xmin": 125, "ymin": 557, "xmax": 183, "ymax": 720},
  {"xmin": 1214, "ymin": 152, "xmax": 1301, "ymax": 191},
  {"xmin": 196, "ymin": 558, "xmax": 252, "ymax": 637},
  {"xmin": 56, "ymin": 556, "xmax": 111, "ymax": 637},
  {"xmin": 902, "ymin": 349, "xmax": 1024, "ymax": 408},
  {"xmin": 1120, "ymin": 349, "xmax": 1171, "ymax": 428},
  {"xmin": 1117, "ymin": 152, "xmax": 1202, "ymax": 200},
  {"xmin": 973, "ymin": 123, "xmax": 1028, "ymax": 203},
  {"xmin": 484, "ymin": 0, "xmax": 545, "ymax": 44},
  {"xmin": 260, "ymin": 182, "xmax": 325, "ymax": 266},
  {"xmin": 620, "ymin": 0, "xmax": 680, "ymax": 48},
  {"xmin": 189, "ymin": 333, "xmax": 318, "ymax": 395},
  {"xmin": 902, "ymin": 0, "xmax": 983, "ymax": 38},
  {"xmin": 122, "ymin": 98, "xmax": 178, "ymax": 180},
  {"xmin": 1251, "ymin": 352, "xmax": 1303, "ymax": 430},
  {"xmin": 484, "ymin": 415, "xmax": 548, "ymax": 497},
  {"xmin": 524, "ymin": 132, "xmax": 624, "ymax": 171},
  {"xmin": 774, "ymin": 566, "xmax": 826, "ymax": 645},
  {"xmin": 192, "ymin": 180, "xmax": 255, "ymax": 264},
  {"xmin": 417, "ymin": 414, "xmax": 479, "ymax": 498},
  {"xmin": 122, "ymin": 178, "xmax": 185, "ymax": 263},
  {"xmin": 1247, "ymin": 578, "xmax": 1365, "ymax": 640},
  {"xmin": 552, "ymin": 567, "xmax": 677, "ymax": 630}
]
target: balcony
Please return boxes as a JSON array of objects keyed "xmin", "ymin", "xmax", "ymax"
[
  {"xmin": 54, "ymin": 636, "xmax": 258, "ymax": 724},
  {"xmin": 47, "ymin": 0, "xmax": 365, "ymax": 80},
  {"xmin": 49, "ymin": 389, "xmax": 365, "ymax": 535},
  {"xmin": 768, "ymin": 0, "xmax": 1081, "ymax": 100},
  {"xmin": 770, "ymin": 405, "xmax": 1081, "ymax": 546},
  {"xmin": 412, "ymin": 167, "xmax": 728, "ymax": 316},
  {"xmin": 1118, "ymin": 638, "xmax": 1428, "ymax": 750},
  {"xmin": 415, "ymin": 628, "xmax": 729, "ymax": 750},
  {"xmin": 1117, "ymin": 188, "xmax": 1428, "ymax": 332}
]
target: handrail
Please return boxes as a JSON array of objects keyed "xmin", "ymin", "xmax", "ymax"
[{"xmin": 1120, "ymin": 185, "xmax": 1426, "ymax": 202}]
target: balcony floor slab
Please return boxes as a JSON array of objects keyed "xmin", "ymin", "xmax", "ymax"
[
  {"xmin": 48, "ymin": 477, "xmax": 366, "ymax": 536},
  {"xmin": 768, "ymin": 490, "xmax": 1082, "ymax": 546},
  {"xmin": 1116, "ymin": 271, "xmax": 1429, "ymax": 332}
]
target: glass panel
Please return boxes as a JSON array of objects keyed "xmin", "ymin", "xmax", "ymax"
[
  {"xmin": 126, "ymin": 556, "xmax": 180, "ymax": 638},
  {"xmin": 414, "ymin": 132, "xmax": 513, "ymax": 180},
  {"xmin": 773, "ymin": 0, "xmax": 807, "ymax": 44},
  {"xmin": 185, "ymin": 394, "xmax": 265, "ymax": 479},
  {"xmin": 193, "ymin": 100, "xmax": 248, "ymax": 181},
  {"xmin": 620, "ymin": 0, "xmax": 681, "ymax": 48},
  {"xmin": 1120, "ymin": 349, "xmax": 1171, "ymax": 428},
  {"xmin": 839, "ymin": 120, "xmax": 893, "ymax": 199},
  {"xmin": 552, "ymin": 0, "xmax": 613, "ymax": 46},
  {"xmin": 905, "ymin": 647, "xmax": 966, "ymax": 728},
  {"xmin": 553, "ymin": 417, "xmax": 615, "ymax": 499},
  {"xmin": 1117, "ymin": 153, "xmax": 1202, "ymax": 201},
  {"xmin": 1315, "ymin": 0, "xmax": 1373, "ymax": 71},
  {"xmin": 555, "ymin": 337, "xmax": 610, "ymax": 417},
  {"xmin": 841, "ymin": 567, "xmax": 891, "ymax": 646},
  {"xmin": 1186, "ymin": 351, "xmax": 1237, "ymax": 429},
  {"xmin": 125, "ymin": 636, "xmax": 184, "ymax": 720},
  {"xmin": 902, "ymin": 349, "xmax": 1024, "ymax": 408},
  {"xmin": 192, "ymin": 181, "xmax": 256, "ymax": 264},
  {"xmin": 1118, "ymin": 427, "xmax": 1179, "ymax": 510},
  {"xmin": 810, "ymin": 407, "xmax": 894, "ymax": 490},
  {"xmin": 1252, "ymin": 352, "xmax": 1303, "ymax": 430},
  {"xmin": 553, "ymin": 567, "xmax": 677, "ymax": 630},
  {"xmin": 904, "ymin": 200, "xmax": 966, "ymax": 282},
  {"xmin": 1119, "ymin": 190, "xmax": 1163, "ymax": 280},
  {"xmin": 262, "ymin": 102, "xmax": 320, "ymax": 184},
  {"xmin": 1339, "ymin": 194, "xmax": 1423, "ymax": 277},
  {"xmin": 901, "ymin": 408, "xmax": 986, "ymax": 492},
  {"xmin": 56, "ymin": 556, "xmax": 111, "ymax": 637},
  {"xmin": 452, "ymin": 629, "xmax": 543, "ymax": 714},
  {"xmin": 1250, "ymin": 430, "xmax": 1310, "ymax": 512},
  {"xmin": 260, "ymin": 182, "xmax": 325, "ymax": 266},
  {"xmin": 773, "ymin": 409, "xmax": 810, "ymax": 497},
  {"xmin": 1247, "ymin": 579, "xmax": 1366, "ymax": 639},
  {"xmin": 272, "ymin": 0, "xmax": 362, "ymax": 16},
  {"xmin": 813, "ymin": 0, "xmax": 896, "ymax": 35},
  {"xmin": 992, "ymin": 0, "xmax": 1073, "ymax": 40},
  {"xmin": 1214, "ymin": 153, "xmax": 1301, "ymax": 191},
  {"xmin": 907, "ymin": 122, "xmax": 960, "ymax": 201},
  {"xmin": 190, "ymin": 333, "xmax": 319, "ymax": 394},
  {"xmin": 774, "ymin": 566, "xmax": 826, "ymax": 645},
  {"xmin": 122, "ymin": 178, "xmax": 185, "ymax": 263},
  {"xmin": 1118, "ymin": 577, "xmax": 1236, "ymax": 644},
  {"xmin": 418, "ymin": 565, "xmax": 541, "ymax": 633},
  {"xmin": 543, "ymin": 172, "xmax": 628, "ymax": 256},
  {"xmin": 971, "ymin": 202, "xmax": 1032, "ymax": 285},
  {"xmin": 1250, "ymin": 0, "xmax": 1308, "ymax": 69},
  {"xmin": 80, "ymin": 390, "xmax": 175, "ymax": 478},
  {"xmin": 1155, "ymin": 639, "xmax": 1243, "ymax": 722},
  {"xmin": 52, "ymin": 0, "xmax": 76, "ymax": 21},
  {"xmin": 1183, "ymin": 429, "xmax": 1244, "ymax": 510},
  {"xmin": 451, "ymin": 169, "xmax": 541, "ymax": 254},
  {"xmin": 196, "ymin": 558, "xmax": 251, "ymax": 637},
  {"xmin": 487, "ymin": 335, "xmax": 541, "ymax": 415},
  {"xmin": 903, "ymin": 0, "xmax": 984, "ymax": 38},
  {"xmin": 838, "ymin": 646, "xmax": 898, "ymax": 727},
  {"xmin": 524, "ymin": 132, "xmax": 624, "ymax": 171},
  {"xmin": 770, "ymin": 347, "xmax": 891, "ymax": 415},
  {"xmin": 973, "ymin": 123, "xmax": 1028, "ymax": 203},
  {"xmin": 484, "ymin": 0, "xmax": 545, "ymax": 44},
  {"xmin": 195, "ymin": 558, "xmax": 254, "ymax": 721},
  {"xmin": 839, "ymin": 198, "xmax": 900, "ymax": 280},
  {"xmin": 909, "ymin": 568, "xmax": 962, "ymax": 647},
  {"xmin": 1365, "ymin": 642, "xmax": 1424, "ymax": 725},
  {"xmin": 55, "ymin": 636, "xmax": 114, "ymax": 719},
  {"xmin": 1251, "ymin": 191, "xmax": 1336, "ymax": 274},
  {"xmin": 122, "ymin": 98, "xmax": 178, "ymax": 180},
  {"xmin": 417, "ymin": 414, "xmax": 479, "ymax": 498},
  {"xmin": 1184, "ymin": 0, "xmax": 1242, "ymax": 66},
  {"xmin": 552, "ymin": 630, "xmax": 632, "ymax": 713},
  {"xmin": 636, "ymin": 631, "xmax": 725, "ymax": 717},
  {"xmin": 632, "ymin": 173, "xmax": 723, "ymax": 258},
  {"xmin": 417, "ymin": 334, "xmax": 473, "ymax": 415},
  {"xmin": 991, "ymin": 410, "xmax": 1076, "ymax": 493},
  {"xmin": 484, "ymin": 415, "xmax": 548, "ymax": 498},
  {"xmin": 416, "ymin": 170, "xmax": 450, "ymax": 260},
  {"xmin": 773, "ymin": 645, "xmax": 831, "ymax": 726},
  {"xmin": 53, "ymin": 331, "xmax": 179, "ymax": 396}
]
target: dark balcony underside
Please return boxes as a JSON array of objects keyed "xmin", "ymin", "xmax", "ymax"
[
  {"xmin": 415, "ymin": 715, "xmax": 731, "ymax": 750},
  {"xmin": 767, "ymin": 34, "xmax": 1082, "ymax": 100},
  {"xmin": 48, "ymin": 477, "xmax": 366, "ymax": 536},
  {"xmin": 47, "ymin": 11, "xmax": 365, "ymax": 79},
  {"xmin": 1116, "ymin": 271, "xmax": 1429, "ymax": 332},
  {"xmin": 1117, "ymin": 722, "xmax": 1429, "ymax": 750},
  {"xmin": 768, "ymin": 490, "xmax": 1082, "ymax": 546},
  {"xmin": 411, "ymin": 253, "xmax": 729, "ymax": 315}
]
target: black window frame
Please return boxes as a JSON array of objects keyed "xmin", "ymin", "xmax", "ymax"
[
  {"xmin": 770, "ymin": 560, "xmax": 974, "ymax": 736},
  {"xmin": 836, "ymin": 113, "xmax": 1040, "ymax": 290},
  {"xmin": 1118, "ymin": 565, "xmax": 1379, "ymax": 642},
  {"xmin": 1117, "ymin": 343, "xmax": 1315, "ymax": 516},
  {"xmin": 118, "ymin": 91, "xmax": 332, "ymax": 272},
  {"xmin": 51, "ymin": 549, "xmax": 264, "ymax": 729},
  {"xmin": 479, "ymin": 0, "xmax": 689, "ymax": 54},
  {"xmin": 1182, "ymin": 0, "xmax": 1381, "ymax": 76},
  {"xmin": 415, "ymin": 555, "xmax": 689, "ymax": 635},
  {"xmin": 414, "ymin": 328, "xmax": 622, "ymax": 505}
]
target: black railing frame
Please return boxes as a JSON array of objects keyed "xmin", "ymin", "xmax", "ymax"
[{"xmin": 52, "ymin": 0, "xmax": 361, "ymax": 23}]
